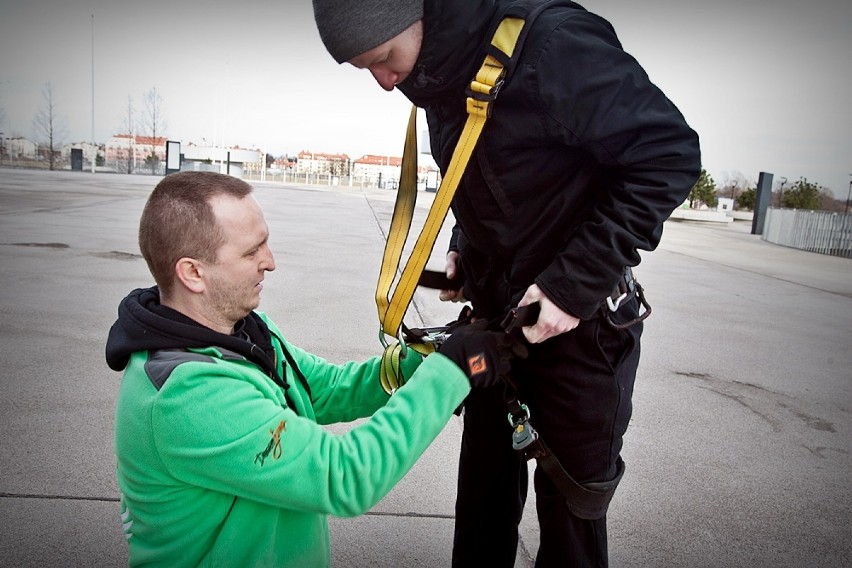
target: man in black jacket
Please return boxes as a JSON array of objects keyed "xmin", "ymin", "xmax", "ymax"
[{"xmin": 313, "ymin": 1, "xmax": 701, "ymax": 565}]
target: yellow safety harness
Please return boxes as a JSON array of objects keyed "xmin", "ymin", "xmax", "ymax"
[
  {"xmin": 374, "ymin": 0, "xmax": 634, "ymax": 519},
  {"xmin": 376, "ymin": 16, "xmax": 528, "ymax": 394}
]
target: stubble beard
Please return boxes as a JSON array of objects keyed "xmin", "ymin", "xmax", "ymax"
[{"xmin": 206, "ymin": 275, "xmax": 259, "ymax": 329}]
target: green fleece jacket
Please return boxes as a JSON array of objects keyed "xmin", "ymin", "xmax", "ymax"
[{"xmin": 114, "ymin": 313, "xmax": 469, "ymax": 567}]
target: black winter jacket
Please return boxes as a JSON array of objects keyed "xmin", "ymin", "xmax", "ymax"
[{"xmin": 397, "ymin": 0, "xmax": 701, "ymax": 319}]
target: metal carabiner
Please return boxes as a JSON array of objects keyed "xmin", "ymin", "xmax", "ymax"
[
  {"xmin": 379, "ymin": 327, "xmax": 410, "ymax": 358},
  {"xmin": 506, "ymin": 403, "xmax": 540, "ymax": 453},
  {"xmin": 507, "ymin": 403, "xmax": 531, "ymax": 428}
]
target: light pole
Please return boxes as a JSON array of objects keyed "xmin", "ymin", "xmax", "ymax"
[
  {"xmin": 778, "ymin": 176, "xmax": 787, "ymax": 208},
  {"xmin": 91, "ymin": 14, "xmax": 96, "ymax": 173},
  {"xmin": 846, "ymin": 174, "xmax": 851, "ymax": 214}
]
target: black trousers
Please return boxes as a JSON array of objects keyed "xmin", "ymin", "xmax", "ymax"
[{"xmin": 451, "ymin": 298, "xmax": 642, "ymax": 567}]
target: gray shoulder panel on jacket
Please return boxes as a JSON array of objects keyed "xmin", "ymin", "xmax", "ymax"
[{"xmin": 145, "ymin": 349, "xmax": 214, "ymax": 391}]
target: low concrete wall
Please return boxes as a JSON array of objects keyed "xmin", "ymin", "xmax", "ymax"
[{"xmin": 669, "ymin": 208, "xmax": 733, "ymax": 224}]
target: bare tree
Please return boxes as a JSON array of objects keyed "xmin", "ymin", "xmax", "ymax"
[
  {"xmin": 117, "ymin": 95, "xmax": 135, "ymax": 174},
  {"xmin": 32, "ymin": 82, "xmax": 68, "ymax": 170},
  {"xmin": 142, "ymin": 87, "xmax": 167, "ymax": 174}
]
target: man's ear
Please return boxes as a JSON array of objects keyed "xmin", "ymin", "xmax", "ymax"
[{"xmin": 174, "ymin": 257, "xmax": 205, "ymax": 294}]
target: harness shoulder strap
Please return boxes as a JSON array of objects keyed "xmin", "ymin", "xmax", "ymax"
[
  {"xmin": 374, "ymin": 3, "xmax": 573, "ymax": 394},
  {"xmin": 376, "ymin": 10, "xmax": 535, "ymax": 344},
  {"xmin": 374, "ymin": 24, "xmax": 526, "ymax": 394}
]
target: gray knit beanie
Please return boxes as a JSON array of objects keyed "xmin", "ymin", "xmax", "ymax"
[{"xmin": 313, "ymin": 0, "xmax": 424, "ymax": 64}]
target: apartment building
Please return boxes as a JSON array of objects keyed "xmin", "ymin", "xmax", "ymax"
[
  {"xmin": 352, "ymin": 154, "xmax": 436, "ymax": 189},
  {"xmin": 3, "ymin": 137, "xmax": 38, "ymax": 159},
  {"xmin": 296, "ymin": 151, "xmax": 351, "ymax": 177},
  {"xmin": 105, "ymin": 134, "xmax": 166, "ymax": 170}
]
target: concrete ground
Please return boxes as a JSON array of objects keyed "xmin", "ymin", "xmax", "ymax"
[{"xmin": 0, "ymin": 168, "xmax": 849, "ymax": 567}]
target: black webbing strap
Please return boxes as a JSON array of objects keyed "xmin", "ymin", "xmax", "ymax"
[
  {"xmin": 521, "ymin": 432, "xmax": 625, "ymax": 520},
  {"xmin": 500, "ymin": 304, "xmax": 625, "ymax": 520}
]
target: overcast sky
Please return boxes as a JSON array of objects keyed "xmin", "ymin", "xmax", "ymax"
[{"xmin": 1, "ymin": 0, "xmax": 850, "ymax": 197}]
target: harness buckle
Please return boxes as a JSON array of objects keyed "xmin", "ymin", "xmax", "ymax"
[
  {"xmin": 466, "ymin": 76, "xmax": 505, "ymax": 104},
  {"xmin": 404, "ymin": 325, "xmax": 451, "ymax": 348},
  {"xmin": 420, "ymin": 328, "xmax": 451, "ymax": 348},
  {"xmin": 512, "ymin": 420, "xmax": 539, "ymax": 451},
  {"xmin": 508, "ymin": 404, "xmax": 534, "ymax": 450},
  {"xmin": 490, "ymin": 77, "xmax": 506, "ymax": 100},
  {"xmin": 507, "ymin": 404, "xmax": 544, "ymax": 458}
]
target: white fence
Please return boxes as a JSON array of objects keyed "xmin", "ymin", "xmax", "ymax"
[
  {"xmin": 763, "ymin": 208, "xmax": 852, "ymax": 259},
  {"xmin": 242, "ymin": 171, "xmax": 427, "ymax": 191}
]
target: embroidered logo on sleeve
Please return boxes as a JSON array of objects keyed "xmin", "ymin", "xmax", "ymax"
[
  {"xmin": 254, "ymin": 420, "xmax": 286, "ymax": 466},
  {"xmin": 467, "ymin": 353, "xmax": 487, "ymax": 376}
]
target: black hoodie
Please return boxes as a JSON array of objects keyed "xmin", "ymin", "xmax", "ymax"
[{"xmin": 105, "ymin": 287, "xmax": 303, "ymax": 399}]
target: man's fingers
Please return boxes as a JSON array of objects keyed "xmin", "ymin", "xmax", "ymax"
[
  {"xmin": 522, "ymin": 317, "xmax": 572, "ymax": 344},
  {"xmin": 523, "ymin": 324, "xmax": 548, "ymax": 344},
  {"xmin": 439, "ymin": 289, "xmax": 465, "ymax": 302},
  {"xmin": 445, "ymin": 251, "xmax": 458, "ymax": 279}
]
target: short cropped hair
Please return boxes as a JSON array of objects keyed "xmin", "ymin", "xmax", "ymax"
[{"xmin": 139, "ymin": 171, "xmax": 253, "ymax": 294}]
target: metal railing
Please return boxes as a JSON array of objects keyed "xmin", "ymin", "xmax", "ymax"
[{"xmin": 763, "ymin": 208, "xmax": 852, "ymax": 259}]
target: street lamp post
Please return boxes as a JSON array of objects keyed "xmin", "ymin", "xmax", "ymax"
[
  {"xmin": 91, "ymin": 14, "xmax": 95, "ymax": 173},
  {"xmin": 846, "ymin": 174, "xmax": 851, "ymax": 214}
]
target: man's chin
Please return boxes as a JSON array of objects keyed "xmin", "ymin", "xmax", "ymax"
[{"xmin": 235, "ymin": 301, "xmax": 259, "ymax": 320}]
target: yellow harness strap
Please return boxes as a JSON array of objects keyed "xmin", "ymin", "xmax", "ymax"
[{"xmin": 376, "ymin": 17, "xmax": 526, "ymax": 394}]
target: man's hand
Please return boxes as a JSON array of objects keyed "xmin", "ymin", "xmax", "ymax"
[
  {"xmin": 438, "ymin": 321, "xmax": 527, "ymax": 388},
  {"xmin": 518, "ymin": 284, "xmax": 580, "ymax": 343},
  {"xmin": 439, "ymin": 251, "xmax": 466, "ymax": 302}
]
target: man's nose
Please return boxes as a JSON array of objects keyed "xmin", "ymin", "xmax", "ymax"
[
  {"xmin": 262, "ymin": 247, "xmax": 276, "ymax": 272},
  {"xmin": 370, "ymin": 68, "xmax": 397, "ymax": 92}
]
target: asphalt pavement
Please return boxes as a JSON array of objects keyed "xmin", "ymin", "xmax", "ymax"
[{"xmin": 0, "ymin": 168, "xmax": 849, "ymax": 567}]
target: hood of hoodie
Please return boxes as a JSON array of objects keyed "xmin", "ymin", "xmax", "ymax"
[
  {"xmin": 396, "ymin": 0, "xmax": 498, "ymax": 107},
  {"xmin": 105, "ymin": 286, "xmax": 277, "ymax": 375}
]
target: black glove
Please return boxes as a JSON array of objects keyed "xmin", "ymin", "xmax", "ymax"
[{"xmin": 438, "ymin": 320, "xmax": 528, "ymax": 388}]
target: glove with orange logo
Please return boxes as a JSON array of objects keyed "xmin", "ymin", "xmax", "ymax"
[{"xmin": 437, "ymin": 320, "xmax": 528, "ymax": 389}]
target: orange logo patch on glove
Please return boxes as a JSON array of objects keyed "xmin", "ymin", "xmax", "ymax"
[{"xmin": 467, "ymin": 353, "xmax": 487, "ymax": 376}]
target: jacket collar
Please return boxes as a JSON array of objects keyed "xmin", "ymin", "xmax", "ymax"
[{"xmin": 397, "ymin": 0, "xmax": 498, "ymax": 107}]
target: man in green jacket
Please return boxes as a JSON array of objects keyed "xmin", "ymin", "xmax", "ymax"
[{"xmin": 105, "ymin": 171, "xmax": 523, "ymax": 566}]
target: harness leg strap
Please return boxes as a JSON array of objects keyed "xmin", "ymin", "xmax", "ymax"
[{"xmin": 516, "ymin": 420, "xmax": 626, "ymax": 520}]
